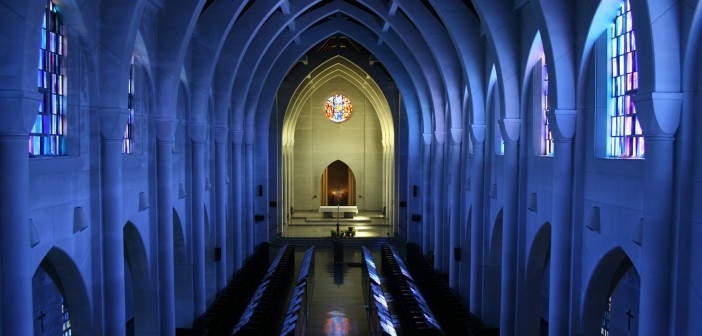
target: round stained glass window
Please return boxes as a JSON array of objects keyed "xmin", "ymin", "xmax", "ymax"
[{"xmin": 325, "ymin": 94, "xmax": 352, "ymax": 123}]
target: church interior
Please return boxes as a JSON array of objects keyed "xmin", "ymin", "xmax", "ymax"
[{"xmin": 1, "ymin": 0, "xmax": 701, "ymax": 335}]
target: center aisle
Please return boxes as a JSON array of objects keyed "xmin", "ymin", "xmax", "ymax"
[{"xmin": 306, "ymin": 246, "xmax": 370, "ymax": 336}]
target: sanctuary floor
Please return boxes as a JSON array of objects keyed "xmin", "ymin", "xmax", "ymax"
[{"xmin": 282, "ymin": 210, "xmax": 393, "ymax": 238}]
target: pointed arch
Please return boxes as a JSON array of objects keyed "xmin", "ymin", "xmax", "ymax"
[
  {"xmin": 173, "ymin": 208, "xmax": 186, "ymax": 264},
  {"xmin": 483, "ymin": 209, "xmax": 503, "ymax": 326},
  {"xmin": 521, "ymin": 222, "xmax": 552, "ymax": 335},
  {"xmin": 580, "ymin": 247, "xmax": 638, "ymax": 335},
  {"xmin": 124, "ymin": 221, "xmax": 158, "ymax": 334},
  {"xmin": 32, "ymin": 247, "xmax": 92, "ymax": 335}
]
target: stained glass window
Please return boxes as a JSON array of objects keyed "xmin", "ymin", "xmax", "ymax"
[
  {"xmin": 601, "ymin": 296, "xmax": 611, "ymax": 335},
  {"xmin": 542, "ymin": 61, "xmax": 553, "ymax": 156},
  {"xmin": 609, "ymin": 0, "xmax": 643, "ymax": 158},
  {"xmin": 123, "ymin": 56, "xmax": 135, "ymax": 154},
  {"xmin": 61, "ymin": 299, "xmax": 72, "ymax": 336},
  {"xmin": 324, "ymin": 94, "xmax": 352, "ymax": 123},
  {"xmin": 31, "ymin": 0, "xmax": 67, "ymax": 156}
]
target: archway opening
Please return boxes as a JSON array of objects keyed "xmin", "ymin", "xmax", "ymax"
[
  {"xmin": 31, "ymin": 248, "xmax": 91, "ymax": 335},
  {"xmin": 483, "ymin": 210, "xmax": 503, "ymax": 327},
  {"xmin": 522, "ymin": 223, "xmax": 552, "ymax": 336},
  {"xmin": 32, "ymin": 261, "xmax": 72, "ymax": 336},
  {"xmin": 582, "ymin": 248, "xmax": 641, "ymax": 335},
  {"xmin": 321, "ymin": 160, "xmax": 356, "ymax": 206},
  {"xmin": 124, "ymin": 222, "xmax": 158, "ymax": 335}
]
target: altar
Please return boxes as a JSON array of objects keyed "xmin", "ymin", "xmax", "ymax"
[{"xmin": 319, "ymin": 205, "xmax": 359, "ymax": 218}]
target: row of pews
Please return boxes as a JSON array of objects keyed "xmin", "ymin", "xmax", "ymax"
[
  {"xmin": 231, "ymin": 244, "xmax": 296, "ymax": 335},
  {"xmin": 361, "ymin": 246, "xmax": 397, "ymax": 336},
  {"xmin": 406, "ymin": 243, "xmax": 496, "ymax": 336},
  {"xmin": 280, "ymin": 246, "xmax": 315, "ymax": 336},
  {"xmin": 380, "ymin": 244, "xmax": 444, "ymax": 335},
  {"xmin": 181, "ymin": 243, "xmax": 270, "ymax": 335}
]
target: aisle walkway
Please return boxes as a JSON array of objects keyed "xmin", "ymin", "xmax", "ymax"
[{"xmin": 306, "ymin": 246, "xmax": 370, "ymax": 336}]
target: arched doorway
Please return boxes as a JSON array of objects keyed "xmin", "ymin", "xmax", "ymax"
[
  {"xmin": 581, "ymin": 248, "xmax": 640, "ymax": 335},
  {"xmin": 32, "ymin": 248, "xmax": 91, "ymax": 335},
  {"xmin": 124, "ymin": 222, "xmax": 158, "ymax": 335},
  {"xmin": 321, "ymin": 160, "xmax": 356, "ymax": 206},
  {"xmin": 483, "ymin": 210, "xmax": 503, "ymax": 327},
  {"xmin": 521, "ymin": 223, "xmax": 552, "ymax": 336}
]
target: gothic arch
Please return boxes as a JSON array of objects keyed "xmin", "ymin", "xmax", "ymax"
[
  {"xmin": 483, "ymin": 209, "xmax": 503, "ymax": 326},
  {"xmin": 33, "ymin": 247, "xmax": 92, "ymax": 335},
  {"xmin": 521, "ymin": 222, "xmax": 552, "ymax": 335},
  {"xmin": 123, "ymin": 221, "xmax": 158, "ymax": 334},
  {"xmin": 173, "ymin": 208, "xmax": 186, "ymax": 263},
  {"xmin": 580, "ymin": 246, "xmax": 637, "ymax": 335}
]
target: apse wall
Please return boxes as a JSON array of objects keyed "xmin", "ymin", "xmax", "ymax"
[{"xmin": 293, "ymin": 77, "xmax": 383, "ymax": 212}]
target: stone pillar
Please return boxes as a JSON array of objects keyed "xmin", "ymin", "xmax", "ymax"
[
  {"xmin": 156, "ymin": 118, "xmax": 177, "ymax": 335},
  {"xmin": 499, "ymin": 118, "xmax": 520, "ymax": 336},
  {"xmin": 0, "ymin": 91, "xmax": 40, "ymax": 334},
  {"xmin": 449, "ymin": 128, "xmax": 463, "ymax": 288},
  {"xmin": 190, "ymin": 124, "xmax": 207, "ymax": 317},
  {"xmin": 470, "ymin": 124, "xmax": 486, "ymax": 315},
  {"xmin": 432, "ymin": 131, "xmax": 446, "ymax": 271},
  {"xmin": 100, "ymin": 109, "xmax": 129, "ymax": 335},
  {"xmin": 422, "ymin": 134, "xmax": 433, "ymax": 255},
  {"xmin": 634, "ymin": 92, "xmax": 680, "ymax": 335},
  {"xmin": 244, "ymin": 132, "xmax": 255, "ymax": 254},
  {"xmin": 230, "ymin": 131, "xmax": 244, "ymax": 270},
  {"xmin": 547, "ymin": 109, "xmax": 577, "ymax": 336},
  {"xmin": 214, "ymin": 127, "xmax": 228, "ymax": 290}
]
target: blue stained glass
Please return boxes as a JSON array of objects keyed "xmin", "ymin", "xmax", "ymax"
[
  {"xmin": 608, "ymin": 0, "xmax": 642, "ymax": 158},
  {"xmin": 32, "ymin": 0, "xmax": 66, "ymax": 156}
]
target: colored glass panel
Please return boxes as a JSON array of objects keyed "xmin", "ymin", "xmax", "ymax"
[
  {"xmin": 31, "ymin": 0, "xmax": 66, "ymax": 156},
  {"xmin": 542, "ymin": 61, "xmax": 553, "ymax": 156},
  {"xmin": 123, "ymin": 57, "xmax": 135, "ymax": 154},
  {"xmin": 324, "ymin": 94, "xmax": 352, "ymax": 123},
  {"xmin": 609, "ymin": 0, "xmax": 643, "ymax": 158}
]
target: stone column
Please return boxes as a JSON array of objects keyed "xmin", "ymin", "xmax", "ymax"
[
  {"xmin": 470, "ymin": 124, "xmax": 486, "ymax": 315},
  {"xmin": 100, "ymin": 109, "xmax": 129, "ymax": 335},
  {"xmin": 422, "ymin": 133, "xmax": 432, "ymax": 254},
  {"xmin": 634, "ymin": 92, "xmax": 680, "ymax": 335},
  {"xmin": 432, "ymin": 131, "xmax": 446, "ymax": 271},
  {"xmin": 230, "ymin": 130, "xmax": 244, "ymax": 270},
  {"xmin": 244, "ymin": 132, "xmax": 255, "ymax": 254},
  {"xmin": 0, "ymin": 91, "xmax": 40, "ymax": 334},
  {"xmin": 156, "ymin": 118, "xmax": 177, "ymax": 335},
  {"xmin": 547, "ymin": 109, "xmax": 577, "ymax": 336},
  {"xmin": 499, "ymin": 118, "xmax": 520, "ymax": 336},
  {"xmin": 449, "ymin": 128, "xmax": 463, "ymax": 287},
  {"xmin": 190, "ymin": 124, "xmax": 207, "ymax": 317},
  {"xmin": 214, "ymin": 127, "xmax": 228, "ymax": 290}
]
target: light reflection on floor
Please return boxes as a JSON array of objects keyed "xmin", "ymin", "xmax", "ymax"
[
  {"xmin": 307, "ymin": 247, "xmax": 369, "ymax": 335},
  {"xmin": 324, "ymin": 311, "xmax": 351, "ymax": 336}
]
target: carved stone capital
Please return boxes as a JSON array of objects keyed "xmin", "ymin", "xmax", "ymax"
[
  {"xmin": 99, "ymin": 108, "xmax": 130, "ymax": 140},
  {"xmin": 546, "ymin": 109, "xmax": 577, "ymax": 141},
  {"xmin": 230, "ymin": 130, "xmax": 244, "ymax": 145},
  {"xmin": 213, "ymin": 127, "xmax": 228, "ymax": 144},
  {"xmin": 470, "ymin": 124, "xmax": 486, "ymax": 144},
  {"xmin": 0, "ymin": 90, "xmax": 42, "ymax": 135},
  {"xmin": 498, "ymin": 118, "xmax": 521, "ymax": 142},
  {"xmin": 155, "ymin": 118, "xmax": 178, "ymax": 143},
  {"xmin": 632, "ymin": 91, "xmax": 682, "ymax": 138}
]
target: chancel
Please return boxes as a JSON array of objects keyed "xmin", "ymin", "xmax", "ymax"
[{"xmin": 1, "ymin": 0, "xmax": 700, "ymax": 335}]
